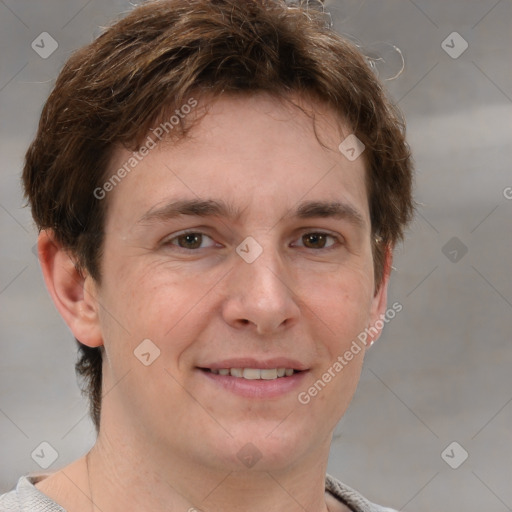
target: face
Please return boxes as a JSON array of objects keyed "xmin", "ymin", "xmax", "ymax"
[{"xmin": 89, "ymin": 93, "xmax": 388, "ymax": 472}]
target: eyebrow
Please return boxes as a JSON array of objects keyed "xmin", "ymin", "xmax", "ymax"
[
  {"xmin": 294, "ymin": 200, "xmax": 365, "ymax": 227},
  {"xmin": 137, "ymin": 199, "xmax": 241, "ymax": 224},
  {"xmin": 136, "ymin": 198, "xmax": 366, "ymax": 228}
]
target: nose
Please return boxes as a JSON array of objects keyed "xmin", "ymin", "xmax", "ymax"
[{"xmin": 221, "ymin": 241, "xmax": 300, "ymax": 335}]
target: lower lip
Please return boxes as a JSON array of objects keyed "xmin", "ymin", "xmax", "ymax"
[{"xmin": 198, "ymin": 369, "xmax": 308, "ymax": 399}]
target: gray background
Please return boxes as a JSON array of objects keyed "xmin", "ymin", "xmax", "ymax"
[{"xmin": 0, "ymin": 0, "xmax": 511, "ymax": 510}]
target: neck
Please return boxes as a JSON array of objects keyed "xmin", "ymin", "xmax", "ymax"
[{"xmin": 85, "ymin": 423, "xmax": 334, "ymax": 512}]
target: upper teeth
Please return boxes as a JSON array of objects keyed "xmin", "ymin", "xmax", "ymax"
[{"xmin": 210, "ymin": 368, "xmax": 295, "ymax": 379}]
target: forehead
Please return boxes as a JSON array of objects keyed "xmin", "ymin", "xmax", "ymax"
[{"xmin": 103, "ymin": 93, "xmax": 370, "ymax": 231}]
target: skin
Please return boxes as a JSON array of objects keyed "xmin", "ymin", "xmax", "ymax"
[{"xmin": 36, "ymin": 93, "xmax": 391, "ymax": 512}]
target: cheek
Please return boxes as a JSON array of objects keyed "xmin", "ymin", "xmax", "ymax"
[
  {"xmin": 98, "ymin": 257, "xmax": 224, "ymax": 352},
  {"xmin": 300, "ymin": 264, "xmax": 375, "ymax": 342},
  {"xmin": 297, "ymin": 270, "xmax": 372, "ymax": 425}
]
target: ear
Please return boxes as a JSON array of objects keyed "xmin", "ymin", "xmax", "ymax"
[
  {"xmin": 367, "ymin": 244, "xmax": 393, "ymax": 346},
  {"xmin": 37, "ymin": 230, "xmax": 103, "ymax": 348}
]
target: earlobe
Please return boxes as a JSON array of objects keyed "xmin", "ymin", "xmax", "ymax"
[{"xmin": 38, "ymin": 230, "xmax": 103, "ymax": 348}]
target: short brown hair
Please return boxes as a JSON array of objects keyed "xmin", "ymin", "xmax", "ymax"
[{"xmin": 23, "ymin": 0, "xmax": 414, "ymax": 432}]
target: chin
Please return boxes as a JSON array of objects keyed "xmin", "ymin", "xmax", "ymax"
[{"xmin": 216, "ymin": 421, "xmax": 324, "ymax": 472}]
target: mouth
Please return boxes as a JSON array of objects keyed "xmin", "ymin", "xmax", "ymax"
[
  {"xmin": 198, "ymin": 362, "xmax": 308, "ymax": 398},
  {"xmin": 201, "ymin": 367, "xmax": 300, "ymax": 380}
]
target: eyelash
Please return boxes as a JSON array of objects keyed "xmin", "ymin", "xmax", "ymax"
[{"xmin": 163, "ymin": 230, "xmax": 343, "ymax": 252}]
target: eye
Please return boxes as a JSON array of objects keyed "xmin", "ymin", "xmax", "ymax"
[
  {"xmin": 165, "ymin": 231, "xmax": 217, "ymax": 250},
  {"xmin": 294, "ymin": 232, "xmax": 340, "ymax": 250}
]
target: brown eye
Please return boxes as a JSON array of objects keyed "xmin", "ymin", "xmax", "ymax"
[
  {"xmin": 301, "ymin": 233, "xmax": 335, "ymax": 249},
  {"xmin": 177, "ymin": 233, "xmax": 203, "ymax": 249},
  {"xmin": 167, "ymin": 232, "xmax": 217, "ymax": 250}
]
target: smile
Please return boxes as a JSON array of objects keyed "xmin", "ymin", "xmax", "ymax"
[
  {"xmin": 206, "ymin": 368, "xmax": 297, "ymax": 380},
  {"xmin": 199, "ymin": 365, "xmax": 307, "ymax": 398}
]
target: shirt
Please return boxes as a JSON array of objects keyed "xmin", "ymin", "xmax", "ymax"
[{"xmin": 0, "ymin": 474, "xmax": 397, "ymax": 512}]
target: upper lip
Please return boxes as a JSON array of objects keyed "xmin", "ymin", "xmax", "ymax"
[{"xmin": 199, "ymin": 358, "xmax": 309, "ymax": 371}]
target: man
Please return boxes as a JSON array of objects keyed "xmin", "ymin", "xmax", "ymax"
[{"xmin": 1, "ymin": 0, "xmax": 413, "ymax": 510}]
